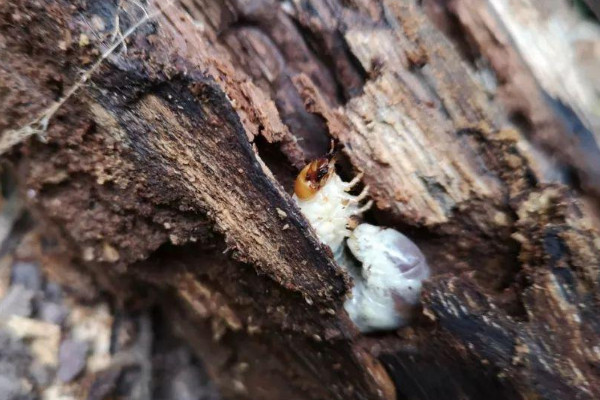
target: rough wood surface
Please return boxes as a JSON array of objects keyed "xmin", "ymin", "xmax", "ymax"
[
  {"xmin": 2, "ymin": 0, "xmax": 600, "ymax": 399},
  {"xmin": 425, "ymin": 0, "xmax": 600, "ymax": 196}
]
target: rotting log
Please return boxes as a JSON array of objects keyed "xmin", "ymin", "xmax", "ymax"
[
  {"xmin": 1, "ymin": 0, "xmax": 600, "ymax": 399},
  {"xmin": 424, "ymin": 0, "xmax": 600, "ymax": 197}
]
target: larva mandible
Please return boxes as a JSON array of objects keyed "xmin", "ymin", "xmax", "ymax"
[{"xmin": 293, "ymin": 154, "xmax": 430, "ymax": 332}]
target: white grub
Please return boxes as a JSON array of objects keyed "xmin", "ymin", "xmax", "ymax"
[
  {"xmin": 345, "ymin": 224, "xmax": 430, "ymax": 332},
  {"xmin": 293, "ymin": 157, "xmax": 429, "ymax": 333},
  {"xmin": 293, "ymin": 170, "xmax": 370, "ymax": 256}
]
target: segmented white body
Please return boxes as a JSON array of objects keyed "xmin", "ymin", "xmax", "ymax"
[
  {"xmin": 294, "ymin": 169, "xmax": 430, "ymax": 333},
  {"xmin": 293, "ymin": 173, "xmax": 363, "ymax": 256},
  {"xmin": 345, "ymin": 223, "xmax": 430, "ymax": 332}
]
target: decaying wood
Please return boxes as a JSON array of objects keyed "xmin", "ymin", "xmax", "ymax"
[
  {"xmin": 1, "ymin": 0, "xmax": 599, "ymax": 399},
  {"xmin": 424, "ymin": 0, "xmax": 600, "ymax": 196}
]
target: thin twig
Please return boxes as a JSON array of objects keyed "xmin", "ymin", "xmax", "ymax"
[
  {"xmin": 111, "ymin": 0, "xmax": 128, "ymax": 54},
  {"xmin": 0, "ymin": 0, "xmax": 175, "ymax": 155}
]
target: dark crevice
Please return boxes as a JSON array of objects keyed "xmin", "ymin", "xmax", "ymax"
[
  {"xmin": 217, "ymin": 16, "xmax": 263, "ymax": 38},
  {"xmin": 382, "ymin": 348, "xmax": 521, "ymax": 400},
  {"xmin": 333, "ymin": 28, "xmax": 370, "ymax": 97},
  {"xmin": 218, "ymin": 19, "xmax": 333, "ymax": 159},
  {"xmin": 253, "ymin": 135, "xmax": 299, "ymax": 194},
  {"xmin": 287, "ymin": 16, "xmax": 367, "ymax": 104}
]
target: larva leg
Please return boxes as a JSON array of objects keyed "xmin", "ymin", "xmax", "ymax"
[
  {"xmin": 343, "ymin": 172, "xmax": 364, "ymax": 191},
  {"xmin": 349, "ymin": 185, "xmax": 370, "ymax": 203},
  {"xmin": 352, "ymin": 199, "xmax": 373, "ymax": 216}
]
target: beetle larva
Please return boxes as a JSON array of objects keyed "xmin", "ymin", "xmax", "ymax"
[
  {"xmin": 293, "ymin": 155, "xmax": 372, "ymax": 257},
  {"xmin": 344, "ymin": 223, "xmax": 430, "ymax": 332},
  {"xmin": 293, "ymin": 156, "xmax": 430, "ymax": 332}
]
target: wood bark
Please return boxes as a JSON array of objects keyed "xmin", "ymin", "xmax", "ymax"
[
  {"xmin": 1, "ymin": 0, "xmax": 599, "ymax": 399},
  {"xmin": 424, "ymin": 0, "xmax": 600, "ymax": 197}
]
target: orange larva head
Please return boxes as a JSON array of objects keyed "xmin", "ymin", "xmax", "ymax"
[{"xmin": 294, "ymin": 157, "xmax": 335, "ymax": 200}]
